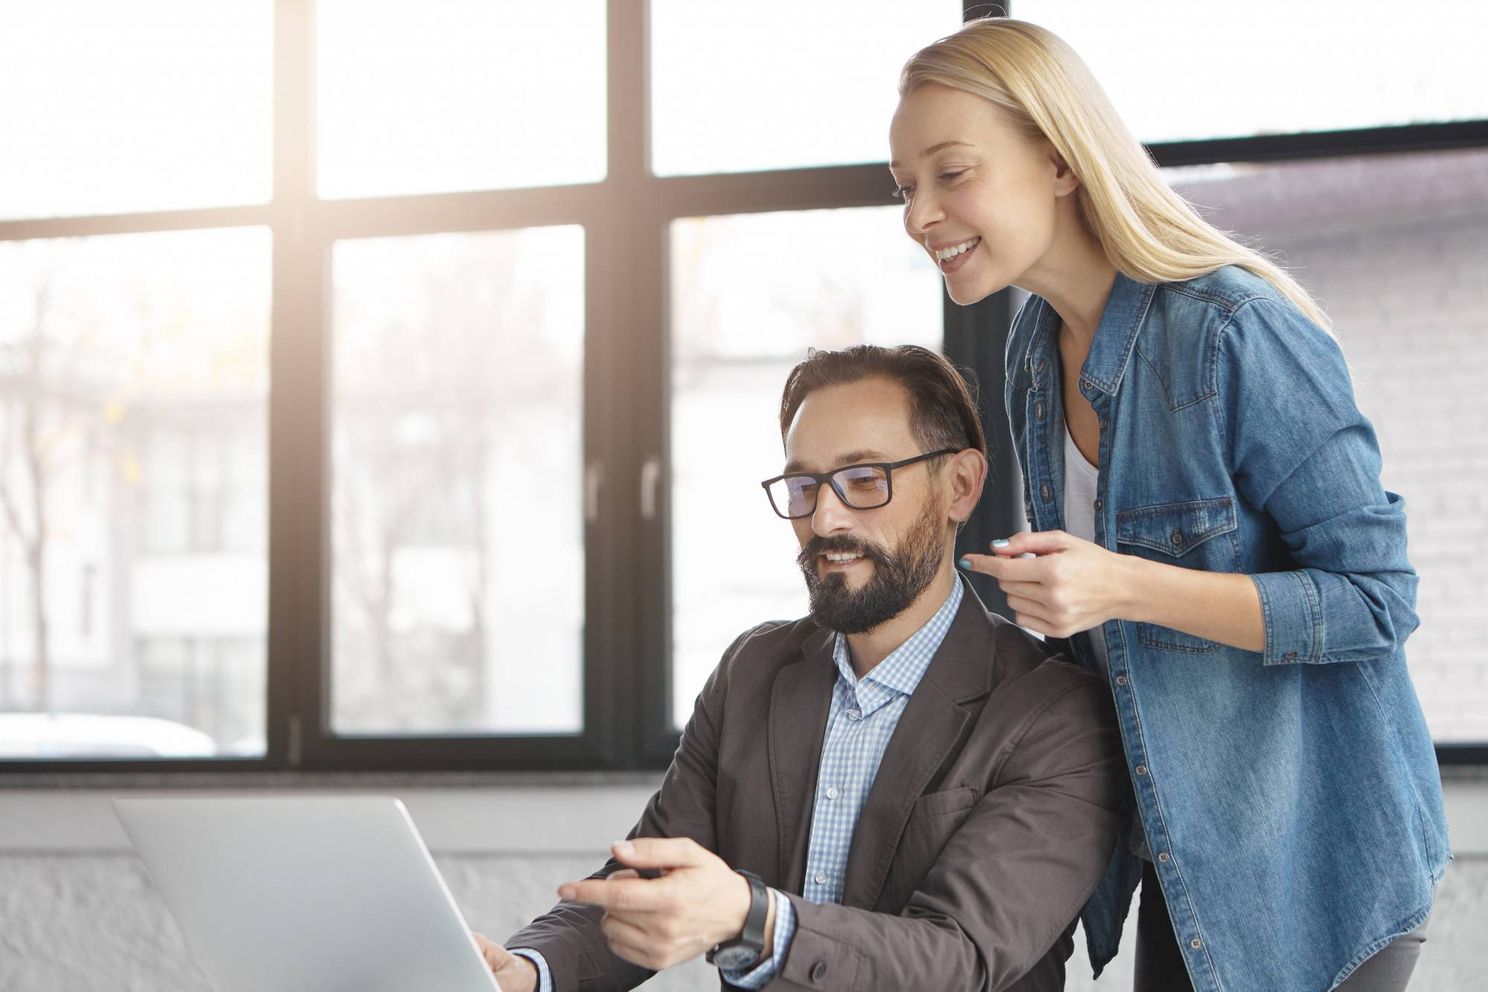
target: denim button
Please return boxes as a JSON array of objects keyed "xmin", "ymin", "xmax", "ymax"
[
  {"xmin": 1114, "ymin": 674, "xmax": 1128, "ymax": 687},
  {"xmin": 1190, "ymin": 937, "xmax": 1203, "ymax": 950},
  {"xmin": 1135, "ymin": 764, "xmax": 1148, "ymax": 776},
  {"xmin": 1041, "ymin": 482, "xmax": 1053, "ymax": 501},
  {"xmin": 1283, "ymin": 651, "xmax": 1298, "ymax": 662},
  {"xmin": 1093, "ymin": 499, "xmax": 1103, "ymax": 511},
  {"xmin": 1158, "ymin": 852, "xmax": 1170, "ymax": 864},
  {"xmin": 1170, "ymin": 528, "xmax": 1186, "ymax": 548}
]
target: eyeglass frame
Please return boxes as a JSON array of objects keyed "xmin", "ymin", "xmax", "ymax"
[{"xmin": 760, "ymin": 448, "xmax": 961, "ymax": 520}]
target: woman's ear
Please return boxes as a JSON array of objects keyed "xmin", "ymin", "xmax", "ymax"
[{"xmin": 1050, "ymin": 148, "xmax": 1080, "ymax": 197}]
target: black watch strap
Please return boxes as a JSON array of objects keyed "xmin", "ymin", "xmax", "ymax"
[{"xmin": 705, "ymin": 869, "xmax": 769, "ymax": 969}]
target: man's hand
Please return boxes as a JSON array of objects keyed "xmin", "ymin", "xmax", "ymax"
[
  {"xmin": 556, "ymin": 838, "xmax": 756, "ymax": 971},
  {"xmin": 472, "ymin": 932, "xmax": 539, "ymax": 992}
]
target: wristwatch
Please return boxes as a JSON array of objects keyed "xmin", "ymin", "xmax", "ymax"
[{"xmin": 705, "ymin": 869, "xmax": 769, "ymax": 971}]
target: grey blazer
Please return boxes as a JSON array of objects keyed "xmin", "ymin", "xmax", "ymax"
[{"xmin": 507, "ymin": 582, "xmax": 1125, "ymax": 991}]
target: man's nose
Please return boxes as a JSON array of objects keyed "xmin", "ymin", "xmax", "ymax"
[{"xmin": 811, "ymin": 483, "xmax": 856, "ymax": 536}]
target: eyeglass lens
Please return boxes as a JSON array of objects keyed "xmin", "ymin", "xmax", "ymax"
[{"xmin": 771, "ymin": 465, "xmax": 890, "ymax": 518}]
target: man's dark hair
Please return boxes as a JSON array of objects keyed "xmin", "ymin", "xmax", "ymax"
[{"xmin": 778, "ymin": 344, "xmax": 987, "ymax": 459}]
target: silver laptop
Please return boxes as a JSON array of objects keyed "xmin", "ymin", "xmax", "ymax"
[{"xmin": 113, "ymin": 795, "xmax": 503, "ymax": 992}]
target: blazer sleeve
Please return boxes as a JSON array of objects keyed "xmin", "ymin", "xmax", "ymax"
[
  {"xmin": 502, "ymin": 624, "xmax": 770, "ymax": 992},
  {"xmin": 1217, "ymin": 298, "xmax": 1420, "ymax": 666},
  {"xmin": 769, "ymin": 665, "xmax": 1124, "ymax": 992}
]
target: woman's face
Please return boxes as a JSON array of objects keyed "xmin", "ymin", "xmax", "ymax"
[{"xmin": 889, "ymin": 83, "xmax": 1070, "ymax": 305}]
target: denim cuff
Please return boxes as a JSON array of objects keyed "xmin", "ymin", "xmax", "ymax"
[
  {"xmin": 510, "ymin": 948, "xmax": 553, "ymax": 992},
  {"xmin": 1252, "ymin": 570, "xmax": 1321, "ymax": 665}
]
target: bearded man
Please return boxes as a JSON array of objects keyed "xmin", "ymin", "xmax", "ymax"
[{"xmin": 476, "ymin": 344, "xmax": 1124, "ymax": 992}]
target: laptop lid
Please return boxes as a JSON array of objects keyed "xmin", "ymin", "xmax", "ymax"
[{"xmin": 113, "ymin": 795, "xmax": 502, "ymax": 992}]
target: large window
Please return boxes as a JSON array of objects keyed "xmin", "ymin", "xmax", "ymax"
[{"xmin": 2, "ymin": 1, "xmax": 1483, "ymax": 771}]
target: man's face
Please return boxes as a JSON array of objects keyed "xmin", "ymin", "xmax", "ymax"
[{"xmin": 781, "ymin": 377, "xmax": 954, "ymax": 634}]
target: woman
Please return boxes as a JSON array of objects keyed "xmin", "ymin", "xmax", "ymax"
[{"xmin": 888, "ymin": 18, "xmax": 1448, "ymax": 992}]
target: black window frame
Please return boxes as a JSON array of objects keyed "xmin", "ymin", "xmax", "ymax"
[{"xmin": 1, "ymin": 0, "xmax": 1484, "ymax": 776}]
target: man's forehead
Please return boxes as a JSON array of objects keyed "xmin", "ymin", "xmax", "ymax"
[{"xmin": 784, "ymin": 378, "xmax": 918, "ymax": 467}]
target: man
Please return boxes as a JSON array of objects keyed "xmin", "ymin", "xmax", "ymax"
[{"xmin": 476, "ymin": 345, "xmax": 1124, "ymax": 991}]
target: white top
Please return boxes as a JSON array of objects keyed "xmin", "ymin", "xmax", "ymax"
[{"xmin": 1062, "ymin": 426, "xmax": 1111, "ymax": 677}]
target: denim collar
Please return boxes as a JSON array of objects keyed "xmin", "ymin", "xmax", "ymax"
[{"xmin": 1026, "ymin": 271, "xmax": 1157, "ymax": 398}]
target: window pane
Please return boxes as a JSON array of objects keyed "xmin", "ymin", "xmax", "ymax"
[
  {"xmin": 317, "ymin": 1, "xmax": 606, "ymax": 199},
  {"xmin": 1016, "ymin": 1, "xmax": 1488, "ymax": 142},
  {"xmin": 1164, "ymin": 148, "xmax": 1488, "ymax": 742},
  {"xmin": 331, "ymin": 227, "xmax": 584, "ymax": 735},
  {"xmin": 670, "ymin": 207, "xmax": 944, "ymax": 727},
  {"xmin": 650, "ymin": 1, "xmax": 962, "ymax": 176},
  {"xmin": 0, "ymin": 229, "xmax": 270, "ymax": 758},
  {"xmin": 0, "ymin": 2, "xmax": 272, "ymax": 220}
]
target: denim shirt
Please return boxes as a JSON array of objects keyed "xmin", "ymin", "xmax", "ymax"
[{"xmin": 1004, "ymin": 266, "xmax": 1449, "ymax": 992}]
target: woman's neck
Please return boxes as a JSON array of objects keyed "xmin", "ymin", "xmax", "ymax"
[{"xmin": 1018, "ymin": 201, "xmax": 1118, "ymax": 349}]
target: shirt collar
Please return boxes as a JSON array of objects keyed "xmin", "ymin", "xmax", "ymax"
[
  {"xmin": 1027, "ymin": 271, "xmax": 1156, "ymax": 398},
  {"xmin": 830, "ymin": 578, "xmax": 964, "ymax": 700}
]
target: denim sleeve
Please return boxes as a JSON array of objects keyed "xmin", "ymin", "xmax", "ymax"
[
  {"xmin": 509, "ymin": 948, "xmax": 553, "ymax": 992},
  {"xmin": 1217, "ymin": 298, "xmax": 1419, "ymax": 665},
  {"xmin": 719, "ymin": 889, "xmax": 797, "ymax": 989}
]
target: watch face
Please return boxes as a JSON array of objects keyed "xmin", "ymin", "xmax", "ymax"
[{"xmin": 711, "ymin": 944, "xmax": 760, "ymax": 971}]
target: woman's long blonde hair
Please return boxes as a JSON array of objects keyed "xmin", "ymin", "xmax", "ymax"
[{"xmin": 901, "ymin": 17, "xmax": 1330, "ymax": 328}]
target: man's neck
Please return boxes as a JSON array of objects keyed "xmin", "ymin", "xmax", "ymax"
[{"xmin": 843, "ymin": 566, "xmax": 959, "ymax": 679}]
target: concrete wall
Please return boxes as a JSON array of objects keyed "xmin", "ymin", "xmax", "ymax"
[{"xmin": 1, "ymin": 777, "xmax": 1484, "ymax": 991}]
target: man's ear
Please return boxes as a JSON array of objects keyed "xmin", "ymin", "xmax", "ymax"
[{"xmin": 946, "ymin": 449, "xmax": 988, "ymax": 525}]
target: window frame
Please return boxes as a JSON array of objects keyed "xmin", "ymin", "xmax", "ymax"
[{"xmin": 0, "ymin": 0, "xmax": 1483, "ymax": 775}]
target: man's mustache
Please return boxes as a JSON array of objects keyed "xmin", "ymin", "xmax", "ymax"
[{"xmin": 796, "ymin": 535, "xmax": 891, "ymax": 572}]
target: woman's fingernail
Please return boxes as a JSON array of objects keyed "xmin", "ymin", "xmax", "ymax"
[
  {"xmin": 991, "ymin": 538, "xmax": 1011, "ymax": 548},
  {"xmin": 957, "ymin": 557, "xmax": 972, "ymax": 570}
]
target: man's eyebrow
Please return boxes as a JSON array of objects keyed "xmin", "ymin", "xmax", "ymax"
[
  {"xmin": 783, "ymin": 449, "xmax": 890, "ymax": 474},
  {"xmin": 889, "ymin": 140, "xmax": 975, "ymax": 169}
]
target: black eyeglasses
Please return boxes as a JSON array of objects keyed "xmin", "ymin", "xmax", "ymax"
[{"xmin": 761, "ymin": 449, "xmax": 959, "ymax": 519}]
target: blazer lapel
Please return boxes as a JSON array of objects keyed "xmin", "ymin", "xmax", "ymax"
[
  {"xmin": 840, "ymin": 585, "xmax": 997, "ymax": 909},
  {"xmin": 767, "ymin": 626, "xmax": 838, "ymax": 892}
]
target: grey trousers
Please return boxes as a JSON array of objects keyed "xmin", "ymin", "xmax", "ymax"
[{"xmin": 1133, "ymin": 861, "xmax": 1430, "ymax": 992}]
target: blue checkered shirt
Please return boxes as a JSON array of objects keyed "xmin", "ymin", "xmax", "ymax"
[{"xmin": 515, "ymin": 581, "xmax": 963, "ymax": 992}]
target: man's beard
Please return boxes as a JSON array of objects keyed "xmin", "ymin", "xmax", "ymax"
[{"xmin": 796, "ymin": 503, "xmax": 947, "ymax": 635}]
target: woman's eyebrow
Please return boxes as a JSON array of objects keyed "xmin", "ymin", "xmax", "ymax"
[{"xmin": 889, "ymin": 139, "xmax": 975, "ymax": 169}]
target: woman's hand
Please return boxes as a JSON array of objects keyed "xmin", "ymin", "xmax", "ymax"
[{"xmin": 960, "ymin": 530, "xmax": 1139, "ymax": 638}]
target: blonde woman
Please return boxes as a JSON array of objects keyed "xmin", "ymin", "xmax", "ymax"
[{"xmin": 888, "ymin": 17, "xmax": 1447, "ymax": 992}]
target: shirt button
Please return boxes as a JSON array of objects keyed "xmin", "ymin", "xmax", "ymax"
[
  {"xmin": 845, "ymin": 709, "xmax": 861, "ymax": 722},
  {"xmin": 1158, "ymin": 852, "xmax": 1171, "ymax": 864},
  {"xmin": 1190, "ymin": 937, "xmax": 1203, "ymax": 950},
  {"xmin": 1135, "ymin": 764, "xmax": 1148, "ymax": 776},
  {"xmin": 810, "ymin": 961, "xmax": 829, "ymax": 982},
  {"xmin": 1114, "ymin": 674, "xmax": 1128, "ymax": 687},
  {"xmin": 814, "ymin": 873, "xmax": 828, "ymax": 886},
  {"xmin": 825, "ymin": 786, "xmax": 839, "ymax": 800}
]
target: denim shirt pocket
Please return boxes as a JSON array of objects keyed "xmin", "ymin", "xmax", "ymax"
[{"xmin": 1115, "ymin": 497, "xmax": 1239, "ymax": 654}]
